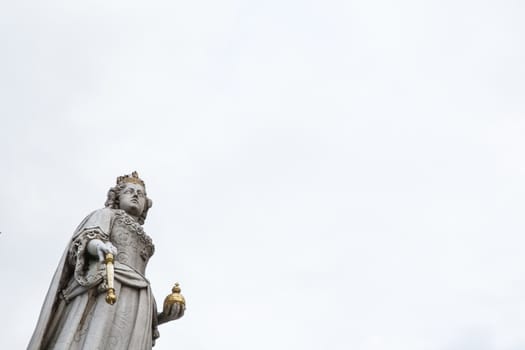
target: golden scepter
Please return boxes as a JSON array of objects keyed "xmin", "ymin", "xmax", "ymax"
[{"xmin": 105, "ymin": 253, "xmax": 117, "ymax": 305}]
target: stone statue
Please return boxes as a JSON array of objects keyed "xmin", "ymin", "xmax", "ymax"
[{"xmin": 28, "ymin": 172, "xmax": 185, "ymax": 350}]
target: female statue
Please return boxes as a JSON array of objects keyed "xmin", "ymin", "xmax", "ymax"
[{"xmin": 28, "ymin": 172, "xmax": 184, "ymax": 350}]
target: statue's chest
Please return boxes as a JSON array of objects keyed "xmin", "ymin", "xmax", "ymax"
[{"xmin": 110, "ymin": 211, "xmax": 155, "ymax": 273}]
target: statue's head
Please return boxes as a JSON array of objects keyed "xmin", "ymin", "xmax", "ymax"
[{"xmin": 104, "ymin": 171, "xmax": 153, "ymax": 224}]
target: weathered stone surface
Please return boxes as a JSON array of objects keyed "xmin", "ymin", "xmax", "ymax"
[{"xmin": 28, "ymin": 172, "xmax": 185, "ymax": 350}]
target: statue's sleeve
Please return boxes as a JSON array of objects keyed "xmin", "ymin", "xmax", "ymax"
[{"xmin": 68, "ymin": 208, "xmax": 114, "ymax": 288}]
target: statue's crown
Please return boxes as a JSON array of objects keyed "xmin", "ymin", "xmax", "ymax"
[{"xmin": 116, "ymin": 171, "xmax": 145, "ymax": 187}]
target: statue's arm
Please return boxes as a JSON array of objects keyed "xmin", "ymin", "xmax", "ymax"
[
  {"xmin": 157, "ymin": 303, "xmax": 185, "ymax": 325},
  {"xmin": 66, "ymin": 208, "xmax": 117, "ymax": 287},
  {"xmin": 71, "ymin": 208, "xmax": 116, "ymax": 261}
]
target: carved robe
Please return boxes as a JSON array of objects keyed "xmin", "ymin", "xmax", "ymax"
[{"xmin": 28, "ymin": 208, "xmax": 159, "ymax": 350}]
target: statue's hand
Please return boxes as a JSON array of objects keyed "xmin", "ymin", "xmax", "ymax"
[
  {"xmin": 87, "ymin": 239, "xmax": 118, "ymax": 262},
  {"xmin": 158, "ymin": 303, "xmax": 185, "ymax": 324}
]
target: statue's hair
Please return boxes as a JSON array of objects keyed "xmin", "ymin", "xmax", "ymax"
[{"xmin": 104, "ymin": 182, "xmax": 153, "ymax": 225}]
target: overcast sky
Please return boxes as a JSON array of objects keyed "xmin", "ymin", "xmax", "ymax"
[{"xmin": 1, "ymin": 1, "xmax": 525, "ymax": 349}]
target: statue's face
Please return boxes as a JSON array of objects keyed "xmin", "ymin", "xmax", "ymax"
[{"xmin": 119, "ymin": 183, "xmax": 146, "ymax": 217}]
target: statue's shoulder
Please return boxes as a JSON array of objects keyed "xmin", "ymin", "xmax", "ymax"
[
  {"xmin": 83, "ymin": 207, "xmax": 116, "ymax": 222},
  {"xmin": 73, "ymin": 208, "xmax": 117, "ymax": 237}
]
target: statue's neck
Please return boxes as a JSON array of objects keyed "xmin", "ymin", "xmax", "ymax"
[{"xmin": 121, "ymin": 209, "xmax": 140, "ymax": 222}]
